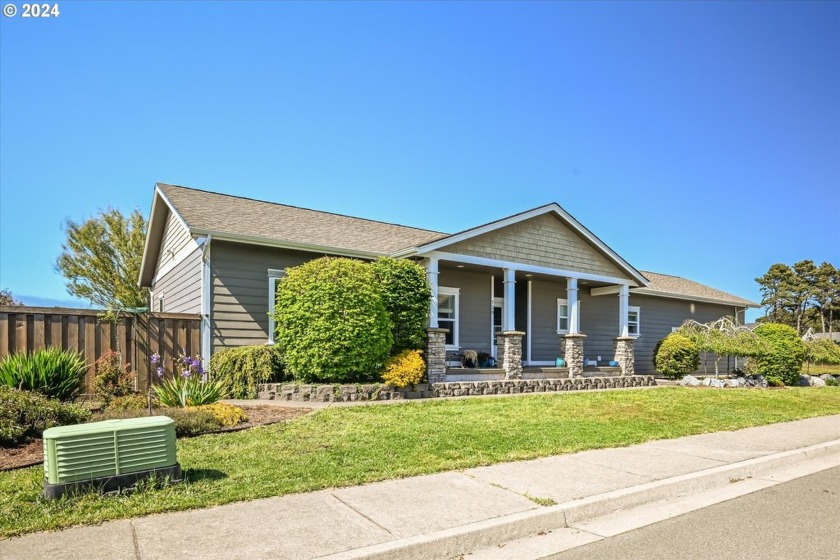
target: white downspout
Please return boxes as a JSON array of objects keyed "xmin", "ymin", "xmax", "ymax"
[{"xmin": 201, "ymin": 235, "xmax": 212, "ymax": 368}]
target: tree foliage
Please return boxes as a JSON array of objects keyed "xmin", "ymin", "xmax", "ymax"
[
  {"xmin": 756, "ymin": 260, "xmax": 839, "ymax": 334},
  {"xmin": 371, "ymin": 257, "xmax": 431, "ymax": 353},
  {"xmin": 675, "ymin": 317, "xmax": 765, "ymax": 377},
  {"xmin": 56, "ymin": 208, "xmax": 149, "ymax": 310},
  {"xmin": 274, "ymin": 257, "xmax": 393, "ymax": 382},
  {"xmin": 747, "ymin": 323, "xmax": 806, "ymax": 386},
  {"xmin": 0, "ymin": 289, "xmax": 21, "ymax": 306}
]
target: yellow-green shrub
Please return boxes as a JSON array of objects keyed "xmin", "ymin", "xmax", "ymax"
[
  {"xmin": 187, "ymin": 402, "xmax": 247, "ymax": 427},
  {"xmin": 381, "ymin": 350, "xmax": 425, "ymax": 388}
]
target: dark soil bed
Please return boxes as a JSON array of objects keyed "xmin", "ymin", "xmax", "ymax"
[{"xmin": 0, "ymin": 405, "xmax": 312, "ymax": 471}]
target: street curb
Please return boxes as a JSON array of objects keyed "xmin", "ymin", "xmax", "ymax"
[{"xmin": 318, "ymin": 439, "xmax": 840, "ymax": 560}]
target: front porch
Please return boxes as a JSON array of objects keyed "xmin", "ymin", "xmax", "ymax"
[{"xmin": 443, "ymin": 365, "xmax": 622, "ymax": 382}]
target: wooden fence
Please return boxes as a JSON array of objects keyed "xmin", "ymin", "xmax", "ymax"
[{"xmin": 0, "ymin": 306, "xmax": 201, "ymax": 392}]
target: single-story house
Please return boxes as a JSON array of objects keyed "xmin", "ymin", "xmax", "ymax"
[{"xmin": 138, "ymin": 183, "xmax": 759, "ymax": 381}]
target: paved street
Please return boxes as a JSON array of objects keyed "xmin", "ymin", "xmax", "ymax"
[{"xmin": 550, "ymin": 465, "xmax": 840, "ymax": 560}]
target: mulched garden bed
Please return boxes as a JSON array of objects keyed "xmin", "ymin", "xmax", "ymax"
[{"xmin": 0, "ymin": 404, "xmax": 312, "ymax": 471}]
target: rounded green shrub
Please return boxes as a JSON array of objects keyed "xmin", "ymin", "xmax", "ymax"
[
  {"xmin": 92, "ymin": 351, "xmax": 136, "ymax": 403},
  {"xmin": 371, "ymin": 257, "xmax": 431, "ymax": 353},
  {"xmin": 654, "ymin": 333, "xmax": 700, "ymax": 379},
  {"xmin": 0, "ymin": 386, "xmax": 91, "ymax": 446},
  {"xmin": 749, "ymin": 323, "xmax": 806, "ymax": 386},
  {"xmin": 0, "ymin": 347, "xmax": 87, "ymax": 401},
  {"xmin": 210, "ymin": 345, "xmax": 286, "ymax": 399},
  {"xmin": 274, "ymin": 257, "xmax": 393, "ymax": 382}
]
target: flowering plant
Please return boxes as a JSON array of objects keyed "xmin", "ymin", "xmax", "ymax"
[{"xmin": 151, "ymin": 350, "xmax": 224, "ymax": 407}]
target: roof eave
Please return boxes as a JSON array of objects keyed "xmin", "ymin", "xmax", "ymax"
[
  {"xmin": 190, "ymin": 229, "xmax": 385, "ymax": 260},
  {"xmin": 631, "ymin": 287, "xmax": 760, "ymax": 308}
]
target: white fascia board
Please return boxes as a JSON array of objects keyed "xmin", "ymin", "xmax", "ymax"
[
  {"xmin": 139, "ymin": 185, "xmax": 196, "ymax": 287},
  {"xmin": 138, "ymin": 192, "xmax": 162, "ymax": 286},
  {"xmin": 190, "ymin": 230, "xmax": 384, "ymax": 260},
  {"xmin": 428, "ymin": 251, "xmax": 635, "ymax": 286},
  {"xmin": 155, "ymin": 184, "xmax": 192, "ymax": 233},
  {"xmin": 408, "ymin": 204, "xmax": 648, "ymax": 287},
  {"xmin": 630, "ymin": 288, "xmax": 760, "ymax": 308}
]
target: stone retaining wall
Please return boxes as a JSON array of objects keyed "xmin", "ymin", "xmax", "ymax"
[
  {"xmin": 258, "ymin": 376, "xmax": 657, "ymax": 402},
  {"xmin": 430, "ymin": 375, "xmax": 656, "ymax": 397}
]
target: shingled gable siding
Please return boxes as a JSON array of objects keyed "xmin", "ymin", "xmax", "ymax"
[
  {"xmin": 156, "ymin": 209, "xmax": 193, "ymax": 271},
  {"xmin": 443, "ymin": 213, "xmax": 630, "ymax": 280},
  {"xmin": 437, "ymin": 268, "xmax": 493, "ymax": 355},
  {"xmin": 210, "ymin": 241, "xmax": 319, "ymax": 352},
  {"xmin": 152, "ymin": 245, "xmax": 202, "ymax": 314}
]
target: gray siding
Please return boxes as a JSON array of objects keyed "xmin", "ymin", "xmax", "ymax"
[
  {"xmin": 156, "ymin": 210, "xmax": 193, "ymax": 270},
  {"xmin": 626, "ymin": 295, "xmax": 738, "ymax": 374},
  {"xmin": 210, "ymin": 241, "xmax": 320, "ymax": 352},
  {"xmin": 437, "ymin": 269, "xmax": 493, "ymax": 354},
  {"xmin": 529, "ymin": 279, "xmax": 568, "ymax": 362},
  {"xmin": 151, "ymin": 246, "xmax": 202, "ymax": 314}
]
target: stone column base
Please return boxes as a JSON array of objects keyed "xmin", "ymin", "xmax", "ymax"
[
  {"xmin": 497, "ymin": 331, "xmax": 525, "ymax": 379},
  {"xmin": 614, "ymin": 336, "xmax": 636, "ymax": 376},
  {"xmin": 426, "ymin": 328, "xmax": 449, "ymax": 383},
  {"xmin": 564, "ymin": 333, "xmax": 587, "ymax": 378}
]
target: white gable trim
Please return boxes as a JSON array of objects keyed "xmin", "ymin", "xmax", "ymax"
[
  {"xmin": 139, "ymin": 185, "xmax": 197, "ymax": 287},
  {"xmin": 396, "ymin": 204, "xmax": 648, "ymax": 287},
  {"xmin": 591, "ymin": 285, "xmax": 758, "ymax": 308},
  {"xmin": 155, "ymin": 185, "xmax": 192, "ymax": 233}
]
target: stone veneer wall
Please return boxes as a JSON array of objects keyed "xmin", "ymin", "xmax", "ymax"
[
  {"xmin": 430, "ymin": 376, "xmax": 655, "ymax": 397},
  {"xmin": 257, "ymin": 376, "xmax": 656, "ymax": 402}
]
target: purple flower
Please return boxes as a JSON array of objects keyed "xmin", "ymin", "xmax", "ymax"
[
  {"xmin": 190, "ymin": 358, "xmax": 200, "ymax": 368},
  {"xmin": 181, "ymin": 370, "xmax": 190, "ymax": 378},
  {"xmin": 150, "ymin": 353, "xmax": 160, "ymax": 365},
  {"xmin": 181, "ymin": 356, "xmax": 191, "ymax": 365},
  {"xmin": 156, "ymin": 366, "xmax": 164, "ymax": 378},
  {"xmin": 196, "ymin": 364, "xmax": 205, "ymax": 375}
]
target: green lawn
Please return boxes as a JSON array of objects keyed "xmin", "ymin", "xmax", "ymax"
[{"xmin": 2, "ymin": 387, "xmax": 840, "ymax": 538}]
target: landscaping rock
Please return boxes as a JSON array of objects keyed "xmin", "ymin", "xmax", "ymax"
[
  {"xmin": 819, "ymin": 374, "xmax": 835, "ymax": 382},
  {"xmin": 810, "ymin": 377, "xmax": 827, "ymax": 387},
  {"xmin": 680, "ymin": 375, "xmax": 701, "ymax": 387},
  {"xmin": 702, "ymin": 378, "xmax": 725, "ymax": 388},
  {"xmin": 798, "ymin": 375, "xmax": 812, "ymax": 387},
  {"xmin": 724, "ymin": 378, "xmax": 743, "ymax": 388}
]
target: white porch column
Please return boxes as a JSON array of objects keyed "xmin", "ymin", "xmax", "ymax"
[
  {"xmin": 427, "ymin": 257, "xmax": 439, "ymax": 328},
  {"xmin": 567, "ymin": 277, "xmax": 580, "ymax": 334},
  {"xmin": 618, "ymin": 284, "xmax": 630, "ymax": 337},
  {"xmin": 503, "ymin": 268, "xmax": 516, "ymax": 330}
]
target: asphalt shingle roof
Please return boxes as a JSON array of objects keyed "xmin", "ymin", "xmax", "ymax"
[
  {"xmin": 638, "ymin": 271, "xmax": 759, "ymax": 307},
  {"xmin": 158, "ymin": 184, "xmax": 447, "ymax": 255},
  {"xmin": 155, "ymin": 184, "xmax": 757, "ymax": 307}
]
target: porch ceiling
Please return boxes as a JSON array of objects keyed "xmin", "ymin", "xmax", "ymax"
[{"xmin": 438, "ymin": 262, "xmax": 617, "ymax": 288}]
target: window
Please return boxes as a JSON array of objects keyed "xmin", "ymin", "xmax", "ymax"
[
  {"xmin": 438, "ymin": 287, "xmax": 459, "ymax": 349},
  {"xmin": 557, "ymin": 298, "xmax": 569, "ymax": 334},
  {"xmin": 628, "ymin": 306, "xmax": 641, "ymax": 336},
  {"xmin": 267, "ymin": 269, "xmax": 286, "ymax": 344}
]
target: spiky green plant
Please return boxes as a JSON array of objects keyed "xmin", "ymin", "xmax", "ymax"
[{"xmin": 0, "ymin": 348, "xmax": 87, "ymax": 401}]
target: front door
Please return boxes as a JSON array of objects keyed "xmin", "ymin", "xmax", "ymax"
[{"xmin": 491, "ymin": 297, "xmax": 504, "ymax": 358}]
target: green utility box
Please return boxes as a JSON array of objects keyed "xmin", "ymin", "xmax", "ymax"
[{"xmin": 43, "ymin": 416, "xmax": 181, "ymax": 499}]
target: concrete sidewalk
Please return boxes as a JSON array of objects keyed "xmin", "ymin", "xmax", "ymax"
[{"xmin": 3, "ymin": 415, "xmax": 839, "ymax": 560}]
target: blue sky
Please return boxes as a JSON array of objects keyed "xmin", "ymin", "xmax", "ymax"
[{"xmin": 1, "ymin": 1, "xmax": 838, "ymax": 320}]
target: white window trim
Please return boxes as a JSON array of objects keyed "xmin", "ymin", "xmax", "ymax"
[
  {"xmin": 556, "ymin": 298, "xmax": 569, "ymax": 334},
  {"xmin": 438, "ymin": 286, "xmax": 460, "ymax": 351},
  {"xmin": 628, "ymin": 305, "xmax": 641, "ymax": 337},
  {"xmin": 267, "ymin": 269, "xmax": 286, "ymax": 344}
]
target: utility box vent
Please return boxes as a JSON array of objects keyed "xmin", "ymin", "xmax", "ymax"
[{"xmin": 43, "ymin": 416, "xmax": 181, "ymax": 498}]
